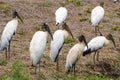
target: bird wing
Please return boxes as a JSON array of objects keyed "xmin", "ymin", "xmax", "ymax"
[
  {"xmin": 0, "ymin": 19, "xmax": 18, "ymax": 50},
  {"xmin": 50, "ymin": 30, "xmax": 64, "ymax": 62},
  {"xmin": 91, "ymin": 6, "xmax": 104, "ymax": 26},
  {"xmin": 83, "ymin": 36, "xmax": 106, "ymax": 56},
  {"xmin": 30, "ymin": 31, "xmax": 47, "ymax": 66},
  {"xmin": 55, "ymin": 7, "xmax": 67, "ymax": 25}
]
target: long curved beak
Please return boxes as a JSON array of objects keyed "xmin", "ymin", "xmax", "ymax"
[
  {"xmin": 62, "ymin": 23, "xmax": 74, "ymax": 39},
  {"xmin": 17, "ymin": 13, "xmax": 23, "ymax": 24},
  {"xmin": 108, "ymin": 34, "xmax": 116, "ymax": 48},
  {"xmin": 83, "ymin": 37, "xmax": 88, "ymax": 49}
]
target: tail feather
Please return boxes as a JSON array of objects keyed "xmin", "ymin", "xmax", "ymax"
[{"xmin": 83, "ymin": 48, "xmax": 92, "ymax": 56}]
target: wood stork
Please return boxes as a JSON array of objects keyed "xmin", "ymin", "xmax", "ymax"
[
  {"xmin": 114, "ymin": 0, "xmax": 119, "ymax": 3},
  {"xmin": 91, "ymin": 2, "xmax": 104, "ymax": 35},
  {"xmin": 83, "ymin": 34, "xmax": 116, "ymax": 70},
  {"xmin": 29, "ymin": 23, "xmax": 53, "ymax": 74},
  {"xmin": 50, "ymin": 22, "xmax": 74, "ymax": 71},
  {"xmin": 0, "ymin": 10, "xmax": 23, "ymax": 59},
  {"xmin": 55, "ymin": 7, "xmax": 67, "ymax": 28},
  {"xmin": 65, "ymin": 35, "xmax": 88, "ymax": 76}
]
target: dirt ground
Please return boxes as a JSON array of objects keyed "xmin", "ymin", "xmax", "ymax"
[{"xmin": 0, "ymin": 0, "xmax": 120, "ymax": 80}]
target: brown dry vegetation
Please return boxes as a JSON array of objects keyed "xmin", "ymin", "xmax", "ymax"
[{"xmin": 0, "ymin": 0, "xmax": 120, "ymax": 80}]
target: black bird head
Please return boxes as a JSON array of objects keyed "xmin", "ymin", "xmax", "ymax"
[
  {"xmin": 106, "ymin": 34, "xmax": 116, "ymax": 47},
  {"xmin": 62, "ymin": 22, "xmax": 74, "ymax": 39},
  {"xmin": 12, "ymin": 10, "xmax": 23, "ymax": 24},
  {"xmin": 41, "ymin": 23, "xmax": 53, "ymax": 40},
  {"xmin": 100, "ymin": 2, "xmax": 104, "ymax": 7},
  {"xmin": 78, "ymin": 35, "xmax": 88, "ymax": 48}
]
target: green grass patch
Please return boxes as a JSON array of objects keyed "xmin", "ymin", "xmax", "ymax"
[
  {"xmin": 66, "ymin": 0, "xmax": 82, "ymax": 6},
  {"xmin": 38, "ymin": 72, "xmax": 45, "ymax": 80},
  {"xmin": 64, "ymin": 38, "xmax": 76, "ymax": 44},
  {"xmin": 85, "ymin": 8, "xmax": 91, "ymax": 14},
  {"xmin": 80, "ymin": 17, "xmax": 88, "ymax": 22},
  {"xmin": 42, "ymin": 1, "xmax": 52, "ymax": 7},
  {"xmin": 0, "ymin": 2, "xmax": 11, "ymax": 10},
  {"xmin": 1, "ymin": 61, "xmax": 29, "ymax": 80},
  {"xmin": 117, "ymin": 54, "xmax": 120, "ymax": 60},
  {"xmin": 0, "ymin": 59, "xmax": 7, "ymax": 65},
  {"xmin": 18, "ymin": 28, "xmax": 26, "ymax": 35},
  {"xmin": 35, "ymin": 25, "xmax": 41, "ymax": 31},
  {"xmin": 111, "ymin": 26, "xmax": 120, "ymax": 31}
]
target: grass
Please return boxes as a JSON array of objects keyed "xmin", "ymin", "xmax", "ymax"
[
  {"xmin": 1, "ymin": 61, "xmax": 29, "ymax": 80},
  {"xmin": 35, "ymin": 25, "xmax": 41, "ymax": 31},
  {"xmin": 66, "ymin": 0, "xmax": 82, "ymax": 6},
  {"xmin": 64, "ymin": 38, "xmax": 76, "ymax": 44},
  {"xmin": 0, "ymin": 2, "xmax": 11, "ymax": 10},
  {"xmin": 111, "ymin": 26, "xmax": 120, "ymax": 31},
  {"xmin": 80, "ymin": 17, "xmax": 88, "ymax": 22},
  {"xmin": 116, "ymin": 53, "xmax": 120, "ymax": 60},
  {"xmin": 18, "ymin": 28, "xmax": 26, "ymax": 35},
  {"xmin": 38, "ymin": 72, "xmax": 46, "ymax": 80},
  {"xmin": 0, "ymin": 59, "xmax": 7, "ymax": 65},
  {"xmin": 42, "ymin": 0, "xmax": 52, "ymax": 7}
]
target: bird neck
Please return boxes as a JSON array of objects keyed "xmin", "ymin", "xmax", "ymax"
[
  {"xmin": 63, "ymin": 30, "xmax": 69, "ymax": 39},
  {"xmin": 104, "ymin": 39, "xmax": 110, "ymax": 46}
]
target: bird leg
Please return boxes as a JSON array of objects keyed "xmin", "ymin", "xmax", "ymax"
[
  {"xmin": 35, "ymin": 66, "xmax": 37, "ymax": 74},
  {"xmin": 73, "ymin": 66, "xmax": 76, "ymax": 80},
  {"xmin": 5, "ymin": 48, "xmax": 7, "ymax": 59},
  {"xmin": 93, "ymin": 51, "xmax": 97, "ymax": 70},
  {"xmin": 98, "ymin": 27, "xmax": 102, "ymax": 36},
  {"xmin": 56, "ymin": 58, "xmax": 59, "ymax": 71},
  {"xmin": 8, "ymin": 40, "xmax": 11, "ymax": 59},
  {"xmin": 39, "ymin": 63, "xmax": 40, "ymax": 73}
]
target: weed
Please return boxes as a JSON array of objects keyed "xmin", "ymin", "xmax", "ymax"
[
  {"xmin": 0, "ymin": 2, "xmax": 11, "ymax": 10},
  {"xmin": 42, "ymin": 1, "xmax": 52, "ymax": 7},
  {"xmin": 111, "ymin": 26, "xmax": 120, "ymax": 31},
  {"xmin": 1, "ymin": 61, "xmax": 29, "ymax": 80},
  {"xmin": 24, "ymin": 47, "xmax": 29, "ymax": 51},
  {"xmin": 18, "ymin": 28, "xmax": 26, "ymax": 35},
  {"xmin": 80, "ymin": 17, "xmax": 88, "ymax": 22},
  {"xmin": 85, "ymin": 8, "xmax": 91, "ymax": 14},
  {"xmin": 0, "ymin": 59, "xmax": 7, "ymax": 65},
  {"xmin": 66, "ymin": 0, "xmax": 81, "ymax": 6},
  {"xmin": 117, "ymin": 12, "xmax": 120, "ymax": 16},
  {"xmin": 35, "ymin": 25, "xmax": 41, "ymax": 31},
  {"xmin": 38, "ymin": 72, "xmax": 45, "ymax": 79},
  {"xmin": 117, "ymin": 54, "xmax": 120, "ymax": 60},
  {"xmin": 64, "ymin": 38, "xmax": 76, "ymax": 44}
]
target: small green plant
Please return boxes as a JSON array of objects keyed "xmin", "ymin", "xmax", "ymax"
[
  {"xmin": 0, "ymin": 59, "xmax": 7, "ymax": 65},
  {"xmin": 64, "ymin": 38, "xmax": 76, "ymax": 44},
  {"xmin": 18, "ymin": 28, "xmax": 26, "ymax": 35},
  {"xmin": 0, "ymin": 2, "xmax": 11, "ymax": 10},
  {"xmin": 42, "ymin": 1, "xmax": 52, "ymax": 7},
  {"xmin": 111, "ymin": 26, "xmax": 120, "ymax": 31},
  {"xmin": 85, "ymin": 8, "xmax": 91, "ymax": 14},
  {"xmin": 35, "ymin": 25, "xmax": 41, "ymax": 31},
  {"xmin": 80, "ymin": 17, "xmax": 88, "ymax": 22},
  {"xmin": 117, "ymin": 54, "xmax": 120, "ymax": 60},
  {"xmin": 73, "ymin": 0, "xmax": 81, "ymax": 6},
  {"xmin": 38, "ymin": 72, "xmax": 45, "ymax": 80},
  {"xmin": 1, "ymin": 61, "xmax": 29, "ymax": 80},
  {"xmin": 117, "ymin": 12, "xmax": 120, "ymax": 16}
]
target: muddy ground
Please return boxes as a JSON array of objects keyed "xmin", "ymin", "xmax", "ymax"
[{"xmin": 0, "ymin": 0, "xmax": 120, "ymax": 80}]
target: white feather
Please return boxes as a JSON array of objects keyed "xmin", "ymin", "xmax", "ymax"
[
  {"xmin": 50, "ymin": 30, "xmax": 64, "ymax": 62},
  {"xmin": 55, "ymin": 7, "xmax": 67, "ymax": 25},
  {"xmin": 91, "ymin": 6, "xmax": 104, "ymax": 26},
  {"xmin": 0, "ymin": 18, "xmax": 18, "ymax": 50},
  {"xmin": 30, "ymin": 31, "xmax": 48, "ymax": 66},
  {"xmin": 84, "ymin": 36, "xmax": 108, "ymax": 52},
  {"xmin": 66, "ymin": 43, "xmax": 86, "ymax": 72}
]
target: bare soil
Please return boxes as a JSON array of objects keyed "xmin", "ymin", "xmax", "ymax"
[{"xmin": 0, "ymin": 0, "xmax": 120, "ymax": 80}]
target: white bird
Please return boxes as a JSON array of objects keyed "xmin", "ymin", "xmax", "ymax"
[
  {"xmin": 114, "ymin": 0, "xmax": 119, "ymax": 3},
  {"xmin": 83, "ymin": 34, "xmax": 116, "ymax": 70},
  {"xmin": 50, "ymin": 22, "xmax": 74, "ymax": 71},
  {"xmin": 0, "ymin": 10, "xmax": 23, "ymax": 59},
  {"xmin": 65, "ymin": 35, "xmax": 88, "ymax": 76},
  {"xmin": 91, "ymin": 2, "xmax": 104, "ymax": 35},
  {"xmin": 30, "ymin": 23, "xmax": 53, "ymax": 73},
  {"xmin": 55, "ymin": 7, "xmax": 67, "ymax": 28}
]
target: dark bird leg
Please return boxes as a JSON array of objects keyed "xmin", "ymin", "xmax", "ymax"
[
  {"xmin": 5, "ymin": 48, "xmax": 7, "ymax": 59},
  {"xmin": 8, "ymin": 40, "xmax": 11, "ymax": 59},
  {"xmin": 39, "ymin": 63, "xmax": 40, "ymax": 73},
  {"xmin": 98, "ymin": 27, "xmax": 102, "ymax": 36},
  {"xmin": 56, "ymin": 58, "xmax": 59, "ymax": 71},
  {"xmin": 73, "ymin": 66, "xmax": 75, "ymax": 79},
  {"xmin": 35, "ymin": 66, "xmax": 37, "ymax": 74},
  {"xmin": 93, "ymin": 51, "xmax": 97, "ymax": 70}
]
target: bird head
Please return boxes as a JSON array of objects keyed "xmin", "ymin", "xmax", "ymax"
[
  {"xmin": 41, "ymin": 23, "xmax": 53, "ymax": 40},
  {"xmin": 78, "ymin": 35, "xmax": 88, "ymax": 48},
  {"xmin": 106, "ymin": 34, "xmax": 116, "ymax": 48},
  {"xmin": 12, "ymin": 10, "xmax": 23, "ymax": 24},
  {"xmin": 100, "ymin": 2, "xmax": 104, "ymax": 7},
  {"xmin": 62, "ymin": 22, "xmax": 74, "ymax": 39}
]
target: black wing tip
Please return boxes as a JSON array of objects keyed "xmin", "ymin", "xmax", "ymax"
[{"xmin": 83, "ymin": 49, "xmax": 92, "ymax": 56}]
